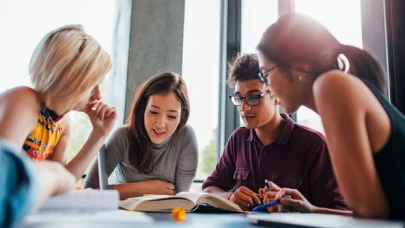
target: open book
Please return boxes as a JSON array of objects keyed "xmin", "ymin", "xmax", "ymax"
[{"xmin": 119, "ymin": 191, "xmax": 244, "ymax": 213}]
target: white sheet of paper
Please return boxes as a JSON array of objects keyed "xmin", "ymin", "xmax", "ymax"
[{"xmin": 22, "ymin": 210, "xmax": 153, "ymax": 224}]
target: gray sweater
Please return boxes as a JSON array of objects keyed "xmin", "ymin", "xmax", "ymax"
[{"xmin": 83, "ymin": 125, "xmax": 198, "ymax": 193}]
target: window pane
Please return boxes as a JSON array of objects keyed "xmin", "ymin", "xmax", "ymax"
[
  {"xmin": 0, "ymin": 0, "xmax": 115, "ymax": 185},
  {"xmin": 182, "ymin": 0, "xmax": 221, "ymax": 184},
  {"xmin": 241, "ymin": 0, "xmax": 279, "ymax": 54},
  {"xmin": 295, "ymin": 0, "xmax": 362, "ymax": 48},
  {"xmin": 295, "ymin": 0, "xmax": 362, "ymax": 134},
  {"xmin": 240, "ymin": 0, "xmax": 278, "ymax": 127}
]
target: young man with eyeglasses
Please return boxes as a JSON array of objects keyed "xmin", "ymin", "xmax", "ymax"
[{"xmin": 202, "ymin": 54, "xmax": 348, "ymax": 213}]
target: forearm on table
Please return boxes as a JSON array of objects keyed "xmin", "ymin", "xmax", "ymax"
[
  {"xmin": 113, "ymin": 182, "xmax": 152, "ymax": 200},
  {"xmin": 32, "ymin": 166, "xmax": 64, "ymax": 210},
  {"xmin": 313, "ymin": 207, "xmax": 353, "ymax": 216},
  {"xmin": 34, "ymin": 176, "xmax": 57, "ymax": 210}
]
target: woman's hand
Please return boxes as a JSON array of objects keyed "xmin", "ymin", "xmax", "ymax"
[
  {"xmin": 258, "ymin": 181, "xmax": 281, "ymax": 203},
  {"xmin": 84, "ymin": 101, "xmax": 117, "ymax": 137},
  {"xmin": 273, "ymin": 188, "xmax": 317, "ymax": 213},
  {"xmin": 260, "ymin": 181, "xmax": 316, "ymax": 213},
  {"xmin": 259, "ymin": 181, "xmax": 284, "ymax": 212},
  {"xmin": 34, "ymin": 161, "xmax": 76, "ymax": 202},
  {"xmin": 144, "ymin": 180, "xmax": 176, "ymax": 195}
]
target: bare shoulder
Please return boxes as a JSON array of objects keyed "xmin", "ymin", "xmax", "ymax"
[
  {"xmin": 313, "ymin": 70, "xmax": 368, "ymax": 110},
  {"xmin": 313, "ymin": 70, "xmax": 360, "ymax": 97},
  {"xmin": 0, "ymin": 86, "xmax": 41, "ymax": 114},
  {"xmin": 59, "ymin": 114, "xmax": 72, "ymax": 134},
  {"xmin": 0, "ymin": 87, "xmax": 41, "ymax": 142}
]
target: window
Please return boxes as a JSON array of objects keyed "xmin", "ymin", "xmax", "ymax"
[
  {"xmin": 239, "ymin": 0, "xmax": 278, "ymax": 126},
  {"xmin": 241, "ymin": 0, "xmax": 279, "ymax": 54},
  {"xmin": 0, "ymin": 0, "xmax": 115, "ymax": 185},
  {"xmin": 182, "ymin": 0, "xmax": 221, "ymax": 189},
  {"xmin": 294, "ymin": 0, "xmax": 363, "ymax": 134}
]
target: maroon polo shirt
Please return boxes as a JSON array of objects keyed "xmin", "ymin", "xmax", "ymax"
[{"xmin": 202, "ymin": 113, "xmax": 348, "ymax": 210}]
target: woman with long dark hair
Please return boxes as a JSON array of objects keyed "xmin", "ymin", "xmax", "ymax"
[
  {"xmin": 84, "ymin": 72, "xmax": 198, "ymax": 199},
  {"xmin": 257, "ymin": 13, "xmax": 404, "ymax": 219}
]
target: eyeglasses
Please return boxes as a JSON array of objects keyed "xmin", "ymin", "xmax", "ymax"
[
  {"xmin": 258, "ymin": 65, "xmax": 278, "ymax": 85},
  {"xmin": 258, "ymin": 65, "xmax": 314, "ymax": 84},
  {"xmin": 229, "ymin": 91, "xmax": 270, "ymax": 106}
]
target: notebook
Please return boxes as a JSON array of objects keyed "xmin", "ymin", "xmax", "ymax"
[
  {"xmin": 22, "ymin": 210, "xmax": 153, "ymax": 225},
  {"xmin": 39, "ymin": 189, "xmax": 119, "ymax": 211},
  {"xmin": 119, "ymin": 191, "xmax": 245, "ymax": 213},
  {"xmin": 247, "ymin": 213, "xmax": 405, "ymax": 228},
  {"xmin": 22, "ymin": 145, "xmax": 155, "ymax": 226},
  {"xmin": 39, "ymin": 144, "xmax": 119, "ymax": 211}
]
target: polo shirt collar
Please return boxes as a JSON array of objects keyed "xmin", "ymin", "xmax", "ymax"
[{"xmin": 247, "ymin": 113, "xmax": 294, "ymax": 145}]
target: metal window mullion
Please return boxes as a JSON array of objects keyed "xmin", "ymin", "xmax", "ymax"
[{"xmin": 217, "ymin": 0, "xmax": 241, "ymax": 160}]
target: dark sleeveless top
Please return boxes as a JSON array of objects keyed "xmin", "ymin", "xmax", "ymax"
[{"xmin": 362, "ymin": 80, "xmax": 405, "ymax": 220}]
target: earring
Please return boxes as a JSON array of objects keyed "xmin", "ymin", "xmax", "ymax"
[{"xmin": 298, "ymin": 75, "xmax": 303, "ymax": 81}]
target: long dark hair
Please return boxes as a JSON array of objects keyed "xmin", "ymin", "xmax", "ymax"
[
  {"xmin": 257, "ymin": 13, "xmax": 386, "ymax": 92},
  {"xmin": 126, "ymin": 72, "xmax": 190, "ymax": 174}
]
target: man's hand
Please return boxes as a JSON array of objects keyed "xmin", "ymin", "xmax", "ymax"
[
  {"xmin": 229, "ymin": 186, "xmax": 261, "ymax": 211},
  {"xmin": 259, "ymin": 181, "xmax": 283, "ymax": 212}
]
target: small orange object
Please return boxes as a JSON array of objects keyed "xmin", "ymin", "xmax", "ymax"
[{"xmin": 171, "ymin": 207, "xmax": 186, "ymax": 222}]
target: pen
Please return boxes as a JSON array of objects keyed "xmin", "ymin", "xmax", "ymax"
[
  {"xmin": 264, "ymin": 179, "xmax": 292, "ymax": 200},
  {"xmin": 265, "ymin": 179, "xmax": 270, "ymax": 190},
  {"xmin": 252, "ymin": 195, "xmax": 292, "ymax": 212},
  {"xmin": 252, "ymin": 199, "xmax": 281, "ymax": 212}
]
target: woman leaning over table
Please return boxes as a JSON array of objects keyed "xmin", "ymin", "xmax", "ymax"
[{"xmin": 257, "ymin": 13, "xmax": 404, "ymax": 220}]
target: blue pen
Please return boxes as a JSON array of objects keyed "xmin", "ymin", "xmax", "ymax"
[
  {"xmin": 254, "ymin": 179, "xmax": 292, "ymax": 212},
  {"xmin": 252, "ymin": 199, "xmax": 281, "ymax": 212}
]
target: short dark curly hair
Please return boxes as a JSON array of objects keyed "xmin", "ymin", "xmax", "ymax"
[{"xmin": 227, "ymin": 53, "xmax": 261, "ymax": 88}]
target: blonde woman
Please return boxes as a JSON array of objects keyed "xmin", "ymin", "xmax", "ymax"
[{"xmin": 0, "ymin": 24, "xmax": 117, "ymax": 181}]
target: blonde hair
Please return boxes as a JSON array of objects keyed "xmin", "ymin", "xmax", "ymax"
[{"xmin": 29, "ymin": 24, "xmax": 112, "ymax": 114}]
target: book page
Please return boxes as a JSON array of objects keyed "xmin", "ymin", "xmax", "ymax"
[
  {"xmin": 119, "ymin": 195, "xmax": 195, "ymax": 211},
  {"xmin": 197, "ymin": 194, "xmax": 243, "ymax": 212},
  {"xmin": 176, "ymin": 191, "xmax": 208, "ymax": 204},
  {"xmin": 176, "ymin": 191, "xmax": 243, "ymax": 212},
  {"xmin": 120, "ymin": 195, "xmax": 175, "ymax": 210}
]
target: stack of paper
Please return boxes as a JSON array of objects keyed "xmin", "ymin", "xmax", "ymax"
[{"xmin": 39, "ymin": 189, "xmax": 120, "ymax": 211}]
